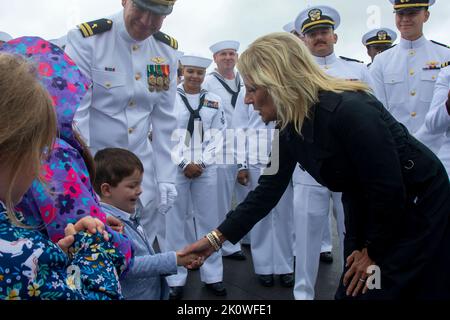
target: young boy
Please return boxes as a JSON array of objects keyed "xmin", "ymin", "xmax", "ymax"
[{"xmin": 93, "ymin": 148, "xmax": 200, "ymax": 300}]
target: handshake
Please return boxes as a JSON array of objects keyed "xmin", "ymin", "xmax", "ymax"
[
  {"xmin": 176, "ymin": 251, "xmax": 205, "ymax": 269},
  {"xmin": 175, "ymin": 230, "xmax": 226, "ymax": 269}
]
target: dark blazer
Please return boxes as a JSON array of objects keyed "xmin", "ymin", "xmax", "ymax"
[{"xmin": 218, "ymin": 90, "xmax": 450, "ymax": 299}]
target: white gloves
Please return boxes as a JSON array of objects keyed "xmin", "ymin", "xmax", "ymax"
[{"xmin": 158, "ymin": 183, "xmax": 178, "ymax": 214}]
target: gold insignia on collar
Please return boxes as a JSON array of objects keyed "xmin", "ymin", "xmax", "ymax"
[
  {"xmin": 377, "ymin": 31, "xmax": 388, "ymax": 41},
  {"xmin": 309, "ymin": 9, "xmax": 322, "ymax": 22},
  {"xmin": 152, "ymin": 57, "xmax": 166, "ymax": 64}
]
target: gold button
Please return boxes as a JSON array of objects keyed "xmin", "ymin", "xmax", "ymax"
[
  {"xmin": 128, "ymin": 128, "xmax": 134, "ymax": 134},
  {"xmin": 129, "ymin": 101, "xmax": 135, "ymax": 107},
  {"xmin": 135, "ymin": 73, "xmax": 141, "ymax": 81},
  {"xmin": 411, "ymin": 90, "xmax": 416, "ymax": 96},
  {"xmin": 432, "ymin": 76, "xmax": 436, "ymax": 80},
  {"xmin": 409, "ymin": 69, "xmax": 415, "ymax": 76},
  {"xmin": 411, "ymin": 112, "xmax": 417, "ymax": 117},
  {"xmin": 132, "ymin": 45, "xmax": 139, "ymax": 51},
  {"xmin": 409, "ymin": 50, "xmax": 415, "ymax": 56},
  {"xmin": 105, "ymin": 82, "xmax": 111, "ymax": 88}
]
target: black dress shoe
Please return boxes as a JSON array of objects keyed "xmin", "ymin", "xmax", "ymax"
[
  {"xmin": 205, "ymin": 282, "xmax": 227, "ymax": 296},
  {"xmin": 320, "ymin": 251, "xmax": 333, "ymax": 263},
  {"xmin": 279, "ymin": 273, "xmax": 294, "ymax": 288},
  {"xmin": 169, "ymin": 286, "xmax": 184, "ymax": 300},
  {"xmin": 257, "ymin": 274, "xmax": 274, "ymax": 287},
  {"xmin": 224, "ymin": 250, "xmax": 246, "ymax": 261}
]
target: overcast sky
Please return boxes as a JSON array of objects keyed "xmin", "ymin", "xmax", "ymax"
[{"xmin": 1, "ymin": 0, "xmax": 449, "ymax": 64}]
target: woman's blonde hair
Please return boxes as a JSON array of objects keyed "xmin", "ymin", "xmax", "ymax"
[
  {"xmin": 237, "ymin": 32, "xmax": 371, "ymax": 134},
  {"xmin": 0, "ymin": 53, "xmax": 57, "ymax": 225}
]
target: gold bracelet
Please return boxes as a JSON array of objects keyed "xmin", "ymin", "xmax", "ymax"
[
  {"xmin": 211, "ymin": 231, "xmax": 222, "ymax": 248},
  {"xmin": 209, "ymin": 233, "xmax": 221, "ymax": 251},
  {"xmin": 206, "ymin": 233, "xmax": 220, "ymax": 252}
]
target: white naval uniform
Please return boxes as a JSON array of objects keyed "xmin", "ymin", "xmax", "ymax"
[
  {"xmin": 370, "ymin": 36, "xmax": 450, "ymax": 154},
  {"xmin": 203, "ymin": 71, "xmax": 243, "ymax": 255},
  {"xmin": 165, "ymin": 87, "xmax": 226, "ymax": 286},
  {"xmin": 292, "ymin": 52, "xmax": 372, "ymax": 300},
  {"xmin": 425, "ymin": 66, "xmax": 450, "ymax": 177},
  {"xmin": 233, "ymin": 91, "xmax": 294, "ymax": 276},
  {"xmin": 65, "ymin": 12, "xmax": 178, "ymax": 250}
]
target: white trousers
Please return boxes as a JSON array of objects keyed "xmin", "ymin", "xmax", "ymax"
[
  {"xmin": 234, "ymin": 180, "xmax": 252, "ymax": 245},
  {"xmin": 247, "ymin": 167, "xmax": 294, "ymax": 275},
  {"xmin": 321, "ymin": 214, "xmax": 333, "ymax": 253},
  {"xmin": 165, "ymin": 167, "xmax": 223, "ymax": 286},
  {"xmin": 139, "ymin": 198, "xmax": 166, "ymax": 252},
  {"xmin": 216, "ymin": 164, "xmax": 242, "ymax": 255},
  {"xmin": 292, "ymin": 171, "xmax": 345, "ymax": 300}
]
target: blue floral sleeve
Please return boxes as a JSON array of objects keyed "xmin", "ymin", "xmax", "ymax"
[{"xmin": 0, "ymin": 204, "xmax": 124, "ymax": 300}]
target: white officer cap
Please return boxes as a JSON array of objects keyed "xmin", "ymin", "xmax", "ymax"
[
  {"xmin": 180, "ymin": 53, "xmax": 212, "ymax": 69},
  {"xmin": 295, "ymin": 5, "xmax": 341, "ymax": 34},
  {"xmin": 209, "ymin": 40, "xmax": 240, "ymax": 54},
  {"xmin": 389, "ymin": 0, "xmax": 435, "ymax": 12},
  {"xmin": 132, "ymin": 0, "xmax": 177, "ymax": 15},
  {"xmin": 362, "ymin": 28, "xmax": 397, "ymax": 46},
  {"xmin": 283, "ymin": 22, "xmax": 295, "ymax": 33},
  {"xmin": 0, "ymin": 31, "xmax": 13, "ymax": 43}
]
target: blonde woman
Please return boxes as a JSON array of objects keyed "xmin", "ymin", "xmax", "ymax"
[
  {"xmin": 0, "ymin": 53, "xmax": 124, "ymax": 300},
  {"xmin": 182, "ymin": 32, "xmax": 450, "ymax": 300}
]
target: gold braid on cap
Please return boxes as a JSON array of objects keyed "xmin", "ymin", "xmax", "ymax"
[{"xmin": 149, "ymin": 0, "xmax": 176, "ymax": 5}]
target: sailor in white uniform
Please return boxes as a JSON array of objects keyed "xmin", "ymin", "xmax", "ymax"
[
  {"xmin": 203, "ymin": 40, "xmax": 247, "ymax": 260},
  {"xmin": 425, "ymin": 63, "xmax": 450, "ymax": 176},
  {"xmin": 292, "ymin": 5, "xmax": 374, "ymax": 300},
  {"xmin": 361, "ymin": 28, "xmax": 397, "ymax": 66},
  {"xmin": 233, "ymin": 89, "xmax": 295, "ymax": 288},
  {"xmin": 370, "ymin": 0, "xmax": 450, "ymax": 154},
  {"xmin": 65, "ymin": 0, "xmax": 179, "ymax": 251},
  {"xmin": 166, "ymin": 53, "xmax": 227, "ymax": 299}
]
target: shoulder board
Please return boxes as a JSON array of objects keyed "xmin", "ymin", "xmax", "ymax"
[
  {"xmin": 154, "ymin": 31, "xmax": 178, "ymax": 50},
  {"xmin": 77, "ymin": 19, "xmax": 113, "ymax": 38},
  {"xmin": 339, "ymin": 56, "xmax": 364, "ymax": 63},
  {"xmin": 441, "ymin": 61, "xmax": 450, "ymax": 68},
  {"xmin": 431, "ymin": 40, "xmax": 450, "ymax": 49}
]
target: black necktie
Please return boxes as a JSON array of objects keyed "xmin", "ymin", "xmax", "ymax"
[
  {"xmin": 179, "ymin": 92, "xmax": 206, "ymax": 146},
  {"xmin": 214, "ymin": 75, "xmax": 240, "ymax": 108}
]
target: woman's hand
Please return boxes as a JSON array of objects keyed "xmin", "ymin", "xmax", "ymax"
[
  {"xmin": 184, "ymin": 163, "xmax": 203, "ymax": 179},
  {"xmin": 179, "ymin": 237, "xmax": 216, "ymax": 267},
  {"xmin": 57, "ymin": 217, "xmax": 109, "ymax": 254},
  {"xmin": 343, "ymin": 248, "xmax": 375, "ymax": 297}
]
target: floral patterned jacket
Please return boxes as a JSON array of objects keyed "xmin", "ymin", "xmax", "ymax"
[
  {"xmin": 0, "ymin": 37, "xmax": 133, "ymax": 270},
  {"xmin": 0, "ymin": 202, "xmax": 124, "ymax": 300}
]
